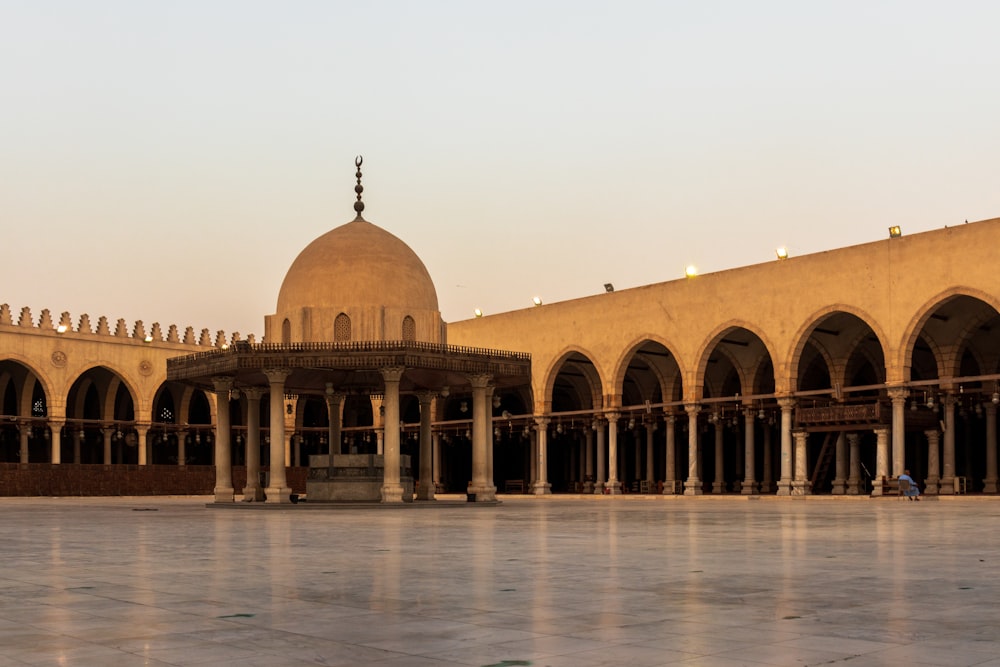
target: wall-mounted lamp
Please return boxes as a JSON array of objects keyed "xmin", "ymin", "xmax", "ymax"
[
  {"xmin": 775, "ymin": 247, "xmax": 789, "ymax": 260},
  {"xmin": 473, "ymin": 308, "xmax": 483, "ymax": 318},
  {"xmin": 532, "ymin": 296, "xmax": 542, "ymax": 306},
  {"xmin": 144, "ymin": 335, "xmax": 154, "ymax": 343},
  {"xmin": 604, "ymin": 283, "xmax": 614, "ymax": 293},
  {"xmin": 685, "ymin": 265, "xmax": 698, "ymax": 278},
  {"xmin": 888, "ymin": 225, "xmax": 902, "ymax": 238},
  {"xmin": 56, "ymin": 324, "xmax": 68, "ymax": 334}
]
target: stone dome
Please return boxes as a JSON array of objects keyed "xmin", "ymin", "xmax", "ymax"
[{"xmin": 269, "ymin": 216, "xmax": 442, "ymax": 344}]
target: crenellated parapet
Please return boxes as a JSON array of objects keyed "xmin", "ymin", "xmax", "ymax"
[{"xmin": 0, "ymin": 303, "xmax": 258, "ymax": 348}]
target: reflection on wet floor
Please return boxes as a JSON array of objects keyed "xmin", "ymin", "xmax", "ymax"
[{"xmin": 0, "ymin": 497, "xmax": 998, "ymax": 666}]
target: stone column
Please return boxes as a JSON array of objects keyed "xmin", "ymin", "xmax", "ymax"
[
  {"xmin": 984, "ymin": 403, "xmax": 998, "ymax": 494},
  {"xmin": 664, "ymin": 415, "xmax": 677, "ymax": 494},
  {"xmin": 380, "ymin": 366, "xmax": 406, "ymax": 503},
  {"xmin": 324, "ymin": 384, "xmax": 344, "ymax": 457},
  {"xmin": 683, "ymin": 404, "xmax": 702, "ymax": 495},
  {"xmin": 177, "ymin": 429, "xmax": 188, "ymax": 466},
  {"xmin": 583, "ymin": 428, "xmax": 595, "ymax": 493},
  {"xmin": 888, "ymin": 387, "xmax": 908, "ymax": 476},
  {"xmin": 136, "ymin": 425, "xmax": 149, "ymax": 466},
  {"xmin": 792, "ymin": 430, "xmax": 810, "ymax": 495},
  {"xmin": 19, "ymin": 425, "xmax": 29, "ymax": 464},
  {"xmin": 831, "ymin": 433, "xmax": 847, "ymax": 495},
  {"xmin": 263, "ymin": 369, "xmax": 292, "ymax": 503},
  {"xmin": 241, "ymin": 388, "xmax": 264, "ymax": 501},
  {"xmin": 742, "ymin": 411, "xmax": 757, "ymax": 495},
  {"xmin": 776, "ymin": 398, "xmax": 795, "ymax": 496},
  {"xmin": 712, "ymin": 422, "xmax": 725, "ymax": 494},
  {"xmin": 924, "ymin": 429, "xmax": 941, "ymax": 495},
  {"xmin": 485, "ymin": 385, "xmax": 496, "ymax": 497},
  {"xmin": 606, "ymin": 412, "xmax": 622, "ymax": 494},
  {"xmin": 594, "ymin": 420, "xmax": 606, "ymax": 494},
  {"xmin": 529, "ymin": 429, "xmax": 538, "ymax": 488},
  {"xmin": 49, "ymin": 420, "xmax": 65, "ymax": 465},
  {"xmin": 73, "ymin": 428, "xmax": 82, "ymax": 464},
  {"xmin": 645, "ymin": 421, "xmax": 655, "ymax": 486},
  {"xmin": 846, "ymin": 433, "xmax": 861, "ymax": 495},
  {"xmin": 940, "ymin": 394, "xmax": 956, "ymax": 495},
  {"xmin": 872, "ymin": 426, "xmax": 890, "ymax": 496},
  {"xmin": 103, "ymin": 428, "xmax": 115, "ymax": 465},
  {"xmin": 417, "ymin": 392, "xmax": 435, "ymax": 500},
  {"xmin": 212, "ymin": 377, "xmax": 235, "ymax": 503},
  {"xmin": 532, "ymin": 417, "xmax": 551, "ymax": 495}
]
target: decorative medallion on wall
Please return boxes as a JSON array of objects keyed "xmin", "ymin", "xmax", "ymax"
[
  {"xmin": 51, "ymin": 350, "xmax": 67, "ymax": 368},
  {"xmin": 138, "ymin": 360, "xmax": 154, "ymax": 376}
]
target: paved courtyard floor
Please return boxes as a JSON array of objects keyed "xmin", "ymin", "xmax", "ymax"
[{"xmin": 1, "ymin": 496, "xmax": 999, "ymax": 666}]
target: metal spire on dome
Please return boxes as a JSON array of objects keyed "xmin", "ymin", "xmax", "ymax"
[{"xmin": 353, "ymin": 155, "xmax": 365, "ymax": 220}]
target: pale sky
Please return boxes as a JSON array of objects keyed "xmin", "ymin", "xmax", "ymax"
[{"xmin": 2, "ymin": 1, "xmax": 998, "ymax": 340}]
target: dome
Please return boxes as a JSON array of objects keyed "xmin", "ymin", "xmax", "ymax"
[{"xmin": 276, "ymin": 218, "xmax": 439, "ymax": 315}]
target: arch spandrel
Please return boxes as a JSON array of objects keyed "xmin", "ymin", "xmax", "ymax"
[
  {"xmin": 786, "ymin": 304, "xmax": 889, "ymax": 391},
  {"xmin": 898, "ymin": 287, "xmax": 1000, "ymax": 382},
  {"xmin": 538, "ymin": 346, "xmax": 606, "ymax": 414},
  {"xmin": 691, "ymin": 320, "xmax": 779, "ymax": 401}
]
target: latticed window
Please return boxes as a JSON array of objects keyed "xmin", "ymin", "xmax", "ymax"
[
  {"xmin": 334, "ymin": 313, "xmax": 351, "ymax": 342},
  {"xmin": 32, "ymin": 398, "xmax": 46, "ymax": 417},
  {"xmin": 281, "ymin": 319, "xmax": 291, "ymax": 344},
  {"xmin": 401, "ymin": 316, "xmax": 416, "ymax": 341},
  {"xmin": 159, "ymin": 407, "xmax": 174, "ymax": 422}
]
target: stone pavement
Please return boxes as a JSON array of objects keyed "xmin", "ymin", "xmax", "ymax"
[{"xmin": 1, "ymin": 496, "xmax": 998, "ymax": 666}]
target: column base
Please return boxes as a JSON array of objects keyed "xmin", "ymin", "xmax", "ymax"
[
  {"xmin": 924, "ymin": 477, "xmax": 940, "ymax": 495},
  {"xmin": 831, "ymin": 479, "xmax": 846, "ymax": 495},
  {"xmin": 775, "ymin": 479, "xmax": 793, "ymax": 496},
  {"xmin": 213, "ymin": 487, "xmax": 235, "ymax": 503},
  {"xmin": 683, "ymin": 479, "xmax": 703, "ymax": 495},
  {"xmin": 582, "ymin": 481, "xmax": 594, "ymax": 494},
  {"xmin": 662, "ymin": 479, "xmax": 679, "ymax": 495},
  {"xmin": 604, "ymin": 481, "xmax": 622, "ymax": 495},
  {"xmin": 265, "ymin": 486, "xmax": 293, "ymax": 504},
  {"xmin": 741, "ymin": 482, "xmax": 758, "ymax": 495},
  {"xmin": 531, "ymin": 481, "xmax": 552, "ymax": 495},
  {"xmin": 791, "ymin": 481, "xmax": 811, "ymax": 496},
  {"xmin": 593, "ymin": 482, "xmax": 605, "ymax": 495},
  {"xmin": 845, "ymin": 478, "xmax": 860, "ymax": 495},
  {"xmin": 939, "ymin": 476, "xmax": 955, "ymax": 495},
  {"xmin": 381, "ymin": 483, "xmax": 406, "ymax": 503},
  {"xmin": 983, "ymin": 478, "xmax": 998, "ymax": 494},
  {"xmin": 870, "ymin": 478, "xmax": 885, "ymax": 497},
  {"xmin": 416, "ymin": 485, "xmax": 436, "ymax": 501},
  {"xmin": 712, "ymin": 481, "xmax": 726, "ymax": 494},
  {"xmin": 242, "ymin": 484, "xmax": 264, "ymax": 502}
]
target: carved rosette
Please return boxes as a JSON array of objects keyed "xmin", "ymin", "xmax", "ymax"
[
  {"xmin": 51, "ymin": 350, "xmax": 67, "ymax": 368},
  {"xmin": 138, "ymin": 360, "xmax": 154, "ymax": 376}
]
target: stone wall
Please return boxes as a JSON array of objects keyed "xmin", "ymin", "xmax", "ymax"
[{"xmin": 0, "ymin": 464, "xmax": 308, "ymax": 497}]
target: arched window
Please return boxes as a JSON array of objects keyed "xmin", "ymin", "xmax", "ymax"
[
  {"xmin": 334, "ymin": 313, "xmax": 351, "ymax": 342},
  {"xmin": 281, "ymin": 319, "xmax": 291, "ymax": 345},
  {"xmin": 401, "ymin": 316, "xmax": 416, "ymax": 342}
]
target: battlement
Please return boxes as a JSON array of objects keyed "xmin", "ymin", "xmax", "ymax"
[{"xmin": 0, "ymin": 303, "xmax": 258, "ymax": 348}]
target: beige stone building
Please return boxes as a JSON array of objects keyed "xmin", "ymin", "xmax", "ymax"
[{"xmin": 2, "ymin": 182, "xmax": 998, "ymax": 501}]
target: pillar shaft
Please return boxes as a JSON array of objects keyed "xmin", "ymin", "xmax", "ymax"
[
  {"xmin": 712, "ymin": 423, "xmax": 725, "ymax": 494},
  {"xmin": 243, "ymin": 388, "xmax": 264, "ymax": 501},
  {"xmin": 684, "ymin": 404, "xmax": 702, "ymax": 495},
  {"xmin": 872, "ymin": 426, "xmax": 890, "ymax": 496},
  {"xmin": 846, "ymin": 433, "xmax": 861, "ymax": 495},
  {"xmin": 925, "ymin": 429, "xmax": 941, "ymax": 495},
  {"xmin": 212, "ymin": 377, "xmax": 235, "ymax": 503},
  {"xmin": 742, "ymin": 412, "xmax": 757, "ymax": 495},
  {"xmin": 888, "ymin": 388, "xmax": 908, "ymax": 476},
  {"xmin": 984, "ymin": 403, "xmax": 998, "ymax": 494},
  {"xmin": 940, "ymin": 395, "xmax": 956, "ymax": 494},
  {"xmin": 416, "ymin": 392, "xmax": 435, "ymax": 500},
  {"xmin": 264, "ymin": 369, "xmax": 292, "ymax": 503},
  {"xmin": 776, "ymin": 398, "xmax": 795, "ymax": 496},
  {"xmin": 380, "ymin": 366, "xmax": 406, "ymax": 503},
  {"xmin": 532, "ymin": 417, "xmax": 551, "ymax": 495},
  {"xmin": 605, "ymin": 412, "xmax": 621, "ymax": 494},
  {"xmin": 594, "ymin": 421, "xmax": 606, "ymax": 494}
]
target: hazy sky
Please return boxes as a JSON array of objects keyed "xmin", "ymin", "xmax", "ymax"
[{"xmin": 3, "ymin": 1, "xmax": 998, "ymax": 339}]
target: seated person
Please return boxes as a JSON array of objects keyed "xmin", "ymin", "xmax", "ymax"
[{"xmin": 898, "ymin": 469, "xmax": 920, "ymax": 501}]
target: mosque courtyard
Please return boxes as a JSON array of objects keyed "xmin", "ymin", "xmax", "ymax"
[{"xmin": 1, "ymin": 496, "xmax": 998, "ymax": 667}]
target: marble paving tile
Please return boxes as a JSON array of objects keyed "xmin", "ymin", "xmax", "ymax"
[{"xmin": 2, "ymin": 496, "xmax": 1000, "ymax": 665}]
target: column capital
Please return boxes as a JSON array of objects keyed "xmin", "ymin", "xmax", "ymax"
[
  {"xmin": 534, "ymin": 416, "xmax": 551, "ymax": 429},
  {"xmin": 263, "ymin": 368, "xmax": 291, "ymax": 384},
  {"xmin": 846, "ymin": 433, "xmax": 860, "ymax": 446},
  {"xmin": 873, "ymin": 426, "xmax": 889, "ymax": 436},
  {"xmin": 380, "ymin": 366, "xmax": 406, "ymax": 383},
  {"xmin": 665, "ymin": 414, "xmax": 676, "ymax": 425},
  {"xmin": 683, "ymin": 403, "xmax": 700, "ymax": 417},
  {"xmin": 924, "ymin": 428, "xmax": 941, "ymax": 440},
  {"xmin": 605, "ymin": 410, "xmax": 621, "ymax": 423},
  {"xmin": 777, "ymin": 397, "xmax": 797, "ymax": 410},
  {"xmin": 468, "ymin": 373, "xmax": 493, "ymax": 388},
  {"xmin": 243, "ymin": 387, "xmax": 265, "ymax": 400},
  {"xmin": 416, "ymin": 390, "xmax": 436, "ymax": 405},
  {"xmin": 983, "ymin": 401, "xmax": 998, "ymax": 416},
  {"xmin": 212, "ymin": 376, "xmax": 234, "ymax": 393},
  {"xmin": 886, "ymin": 387, "xmax": 909, "ymax": 401}
]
